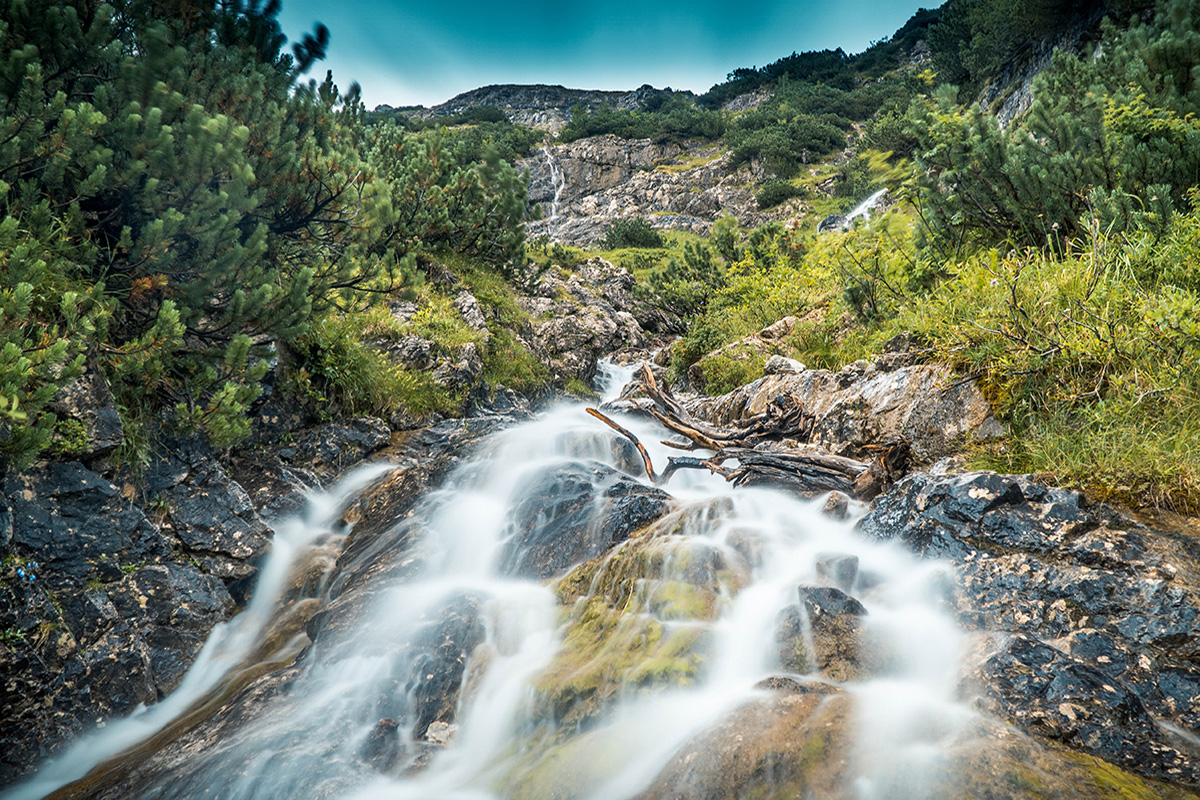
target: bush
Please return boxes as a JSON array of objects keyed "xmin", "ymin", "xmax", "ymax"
[
  {"xmin": 756, "ymin": 179, "xmax": 804, "ymax": 210},
  {"xmin": 604, "ymin": 218, "xmax": 665, "ymax": 249}
]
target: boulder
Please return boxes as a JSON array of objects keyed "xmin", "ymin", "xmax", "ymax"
[
  {"xmin": 860, "ymin": 470, "xmax": 1200, "ymax": 786},
  {"xmin": 46, "ymin": 360, "xmax": 123, "ymax": 458},
  {"xmin": 498, "ymin": 461, "xmax": 673, "ymax": 580}
]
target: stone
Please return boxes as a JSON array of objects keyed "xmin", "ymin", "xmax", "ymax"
[
  {"xmin": 775, "ymin": 586, "xmax": 871, "ymax": 680},
  {"xmin": 764, "ymin": 354, "xmax": 805, "ymax": 375},
  {"xmin": 815, "ymin": 552, "xmax": 859, "ymax": 591},
  {"xmin": 821, "ymin": 491, "xmax": 851, "ymax": 520},
  {"xmin": 498, "ymin": 461, "xmax": 672, "ymax": 580},
  {"xmin": 46, "ymin": 360, "xmax": 123, "ymax": 458},
  {"xmin": 690, "ymin": 360, "xmax": 1006, "ymax": 463}
]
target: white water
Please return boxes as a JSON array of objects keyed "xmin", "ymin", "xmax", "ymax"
[
  {"xmin": 844, "ymin": 188, "xmax": 889, "ymax": 226},
  {"xmin": 3, "ymin": 462, "xmax": 397, "ymax": 800},
  {"xmin": 10, "ymin": 359, "xmax": 971, "ymax": 799},
  {"xmin": 540, "ymin": 147, "xmax": 566, "ymax": 219}
]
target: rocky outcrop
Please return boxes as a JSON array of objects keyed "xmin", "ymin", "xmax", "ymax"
[
  {"xmin": 688, "ymin": 354, "xmax": 1005, "ymax": 464},
  {"xmin": 519, "ymin": 258, "xmax": 650, "ymax": 382},
  {"xmin": 520, "ymin": 137, "xmax": 796, "ymax": 247},
  {"xmin": 859, "ymin": 471, "xmax": 1200, "ymax": 786},
  {"xmin": 498, "ymin": 462, "xmax": 672, "ymax": 580},
  {"xmin": 401, "ymin": 83, "xmax": 694, "ymax": 133}
]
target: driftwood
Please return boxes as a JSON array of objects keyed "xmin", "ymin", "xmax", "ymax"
[{"xmin": 588, "ymin": 363, "xmax": 911, "ymax": 500}]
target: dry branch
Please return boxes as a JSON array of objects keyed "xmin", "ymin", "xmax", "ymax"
[{"xmin": 591, "ymin": 363, "xmax": 911, "ymax": 500}]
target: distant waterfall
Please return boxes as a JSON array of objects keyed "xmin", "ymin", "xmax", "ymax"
[{"xmin": 540, "ymin": 147, "xmax": 566, "ymax": 218}]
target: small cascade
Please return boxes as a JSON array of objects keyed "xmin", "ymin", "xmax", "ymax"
[
  {"xmin": 540, "ymin": 146, "xmax": 566, "ymax": 218},
  {"xmin": 3, "ymin": 463, "xmax": 397, "ymax": 800},
  {"xmin": 817, "ymin": 187, "xmax": 890, "ymax": 233},
  {"xmin": 844, "ymin": 187, "xmax": 889, "ymax": 224},
  {"xmin": 13, "ymin": 368, "xmax": 974, "ymax": 800}
]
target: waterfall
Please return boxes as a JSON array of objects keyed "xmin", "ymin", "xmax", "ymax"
[
  {"xmin": 540, "ymin": 147, "xmax": 565, "ymax": 219},
  {"xmin": 10, "ymin": 370, "xmax": 971, "ymax": 800},
  {"xmin": 844, "ymin": 188, "xmax": 888, "ymax": 225}
]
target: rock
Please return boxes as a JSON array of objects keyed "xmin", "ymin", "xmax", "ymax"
[
  {"xmin": 961, "ymin": 631, "xmax": 1200, "ymax": 785},
  {"xmin": 0, "ymin": 561, "xmax": 231, "ymax": 786},
  {"xmin": 821, "ymin": 491, "xmax": 851, "ymax": 520},
  {"xmin": 4, "ymin": 462, "xmax": 171, "ymax": 586},
  {"xmin": 405, "ymin": 592, "xmax": 486, "ymax": 740},
  {"xmin": 815, "ymin": 552, "xmax": 859, "ymax": 590},
  {"xmin": 520, "ymin": 259, "xmax": 649, "ymax": 382},
  {"xmin": 498, "ymin": 462, "xmax": 672, "ymax": 580},
  {"xmin": 281, "ymin": 418, "xmax": 391, "ymax": 480},
  {"xmin": 46, "ymin": 360, "xmax": 123, "ymax": 458},
  {"xmin": 147, "ymin": 449, "xmax": 273, "ymax": 582},
  {"xmin": 764, "ymin": 354, "xmax": 805, "ymax": 375},
  {"xmin": 817, "ymin": 213, "xmax": 848, "ymax": 232},
  {"xmin": 775, "ymin": 586, "xmax": 871, "ymax": 680},
  {"xmin": 453, "ymin": 290, "xmax": 490, "ymax": 335},
  {"xmin": 860, "ymin": 470, "xmax": 1200, "ymax": 787},
  {"xmin": 690, "ymin": 360, "xmax": 1005, "ymax": 463}
]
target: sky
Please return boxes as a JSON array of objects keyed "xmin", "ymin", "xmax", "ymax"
[{"xmin": 276, "ymin": 0, "xmax": 934, "ymax": 109}]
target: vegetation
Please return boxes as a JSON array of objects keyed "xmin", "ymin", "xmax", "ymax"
[
  {"xmin": 558, "ymin": 94, "xmax": 726, "ymax": 145},
  {"xmin": 1, "ymin": 0, "xmax": 535, "ymax": 469},
  {"xmin": 634, "ymin": 0, "xmax": 1200, "ymax": 510}
]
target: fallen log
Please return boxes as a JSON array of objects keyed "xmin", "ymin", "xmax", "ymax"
[{"xmin": 588, "ymin": 362, "xmax": 912, "ymax": 500}]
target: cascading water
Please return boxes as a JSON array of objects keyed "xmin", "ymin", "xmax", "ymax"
[
  {"xmin": 540, "ymin": 147, "xmax": 565, "ymax": 219},
  {"xmin": 844, "ymin": 188, "xmax": 888, "ymax": 225},
  {"xmin": 10, "ymin": 359, "xmax": 972, "ymax": 800}
]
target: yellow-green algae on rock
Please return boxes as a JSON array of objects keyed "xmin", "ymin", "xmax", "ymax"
[{"xmin": 531, "ymin": 500, "xmax": 749, "ymax": 732}]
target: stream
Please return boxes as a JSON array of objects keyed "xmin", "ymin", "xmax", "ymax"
[{"xmin": 7, "ymin": 360, "xmax": 971, "ymax": 800}]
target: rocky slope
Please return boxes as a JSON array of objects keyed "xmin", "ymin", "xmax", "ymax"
[
  {"xmin": 400, "ymin": 84, "xmax": 694, "ymax": 133},
  {"xmin": 520, "ymin": 135, "xmax": 807, "ymax": 246},
  {"xmin": 0, "ymin": 259, "xmax": 651, "ymax": 789}
]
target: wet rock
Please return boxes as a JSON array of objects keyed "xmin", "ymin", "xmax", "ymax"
[
  {"xmin": 821, "ymin": 491, "xmax": 851, "ymax": 520},
  {"xmin": 499, "ymin": 461, "xmax": 672, "ymax": 580},
  {"xmin": 962, "ymin": 632, "xmax": 1200, "ymax": 785},
  {"xmin": 228, "ymin": 452, "xmax": 318, "ymax": 522},
  {"xmin": 815, "ymin": 552, "xmax": 859, "ymax": 590},
  {"xmin": 0, "ymin": 561, "xmax": 231, "ymax": 786},
  {"xmin": 861, "ymin": 470, "xmax": 1200, "ymax": 787},
  {"xmin": 775, "ymin": 586, "xmax": 870, "ymax": 680},
  {"xmin": 817, "ymin": 213, "xmax": 848, "ymax": 232},
  {"xmin": 361, "ymin": 718, "xmax": 403, "ymax": 772},
  {"xmin": 406, "ymin": 593, "xmax": 486, "ymax": 740},
  {"xmin": 633, "ymin": 691, "xmax": 854, "ymax": 800},
  {"xmin": 691, "ymin": 361, "xmax": 1005, "ymax": 463},
  {"xmin": 281, "ymin": 417, "xmax": 391, "ymax": 480}
]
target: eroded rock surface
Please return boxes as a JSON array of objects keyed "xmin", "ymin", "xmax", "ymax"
[{"xmin": 859, "ymin": 471, "xmax": 1200, "ymax": 786}]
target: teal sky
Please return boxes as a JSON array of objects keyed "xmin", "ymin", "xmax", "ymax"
[{"xmin": 277, "ymin": 0, "xmax": 934, "ymax": 109}]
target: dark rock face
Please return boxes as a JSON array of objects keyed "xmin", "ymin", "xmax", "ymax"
[
  {"xmin": 4, "ymin": 462, "xmax": 171, "ymax": 586},
  {"xmin": 964, "ymin": 631, "xmax": 1200, "ymax": 785},
  {"xmin": 498, "ymin": 461, "xmax": 672, "ymax": 580},
  {"xmin": 0, "ymin": 560, "xmax": 231, "ymax": 786},
  {"xmin": 406, "ymin": 593, "xmax": 486, "ymax": 740},
  {"xmin": 860, "ymin": 471, "xmax": 1200, "ymax": 787},
  {"xmin": 46, "ymin": 361, "xmax": 124, "ymax": 458}
]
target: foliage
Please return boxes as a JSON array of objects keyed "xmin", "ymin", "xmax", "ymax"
[
  {"xmin": 913, "ymin": 0, "xmax": 1200, "ymax": 252},
  {"xmin": 0, "ymin": 0, "xmax": 531, "ymax": 459},
  {"xmin": 558, "ymin": 95, "xmax": 726, "ymax": 144},
  {"xmin": 756, "ymin": 179, "xmax": 805, "ymax": 209},
  {"xmin": 604, "ymin": 218, "xmax": 665, "ymax": 249}
]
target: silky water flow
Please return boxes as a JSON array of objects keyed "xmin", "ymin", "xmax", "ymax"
[{"xmin": 8, "ymin": 360, "xmax": 970, "ymax": 800}]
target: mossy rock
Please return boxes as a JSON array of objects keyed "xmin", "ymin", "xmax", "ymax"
[{"xmin": 535, "ymin": 500, "xmax": 750, "ymax": 731}]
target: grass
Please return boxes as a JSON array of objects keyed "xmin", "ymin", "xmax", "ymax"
[{"xmin": 647, "ymin": 197, "xmax": 1200, "ymax": 511}]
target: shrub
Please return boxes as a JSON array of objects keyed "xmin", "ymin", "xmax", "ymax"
[
  {"xmin": 756, "ymin": 179, "xmax": 804, "ymax": 210},
  {"xmin": 604, "ymin": 218, "xmax": 665, "ymax": 249}
]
